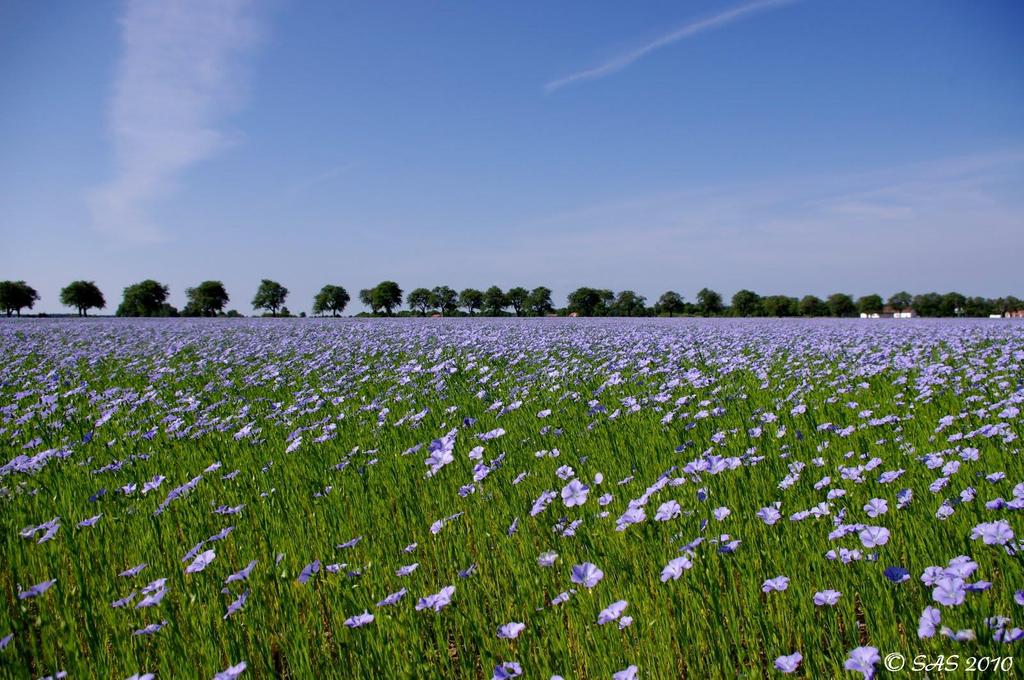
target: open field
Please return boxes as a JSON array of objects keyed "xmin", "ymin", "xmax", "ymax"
[{"xmin": 2, "ymin": 318, "xmax": 1022, "ymax": 679}]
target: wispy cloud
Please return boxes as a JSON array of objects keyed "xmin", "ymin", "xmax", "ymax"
[
  {"xmin": 89, "ymin": 0, "xmax": 262, "ymax": 242},
  {"xmin": 478, "ymin": 149, "xmax": 1024, "ymax": 297},
  {"xmin": 545, "ymin": 0, "xmax": 800, "ymax": 92}
]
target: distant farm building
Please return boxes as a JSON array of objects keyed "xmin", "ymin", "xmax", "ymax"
[{"xmin": 861, "ymin": 306, "xmax": 915, "ymax": 319}]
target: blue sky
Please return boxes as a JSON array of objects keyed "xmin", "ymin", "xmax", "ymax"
[{"xmin": 2, "ymin": 0, "xmax": 1022, "ymax": 314}]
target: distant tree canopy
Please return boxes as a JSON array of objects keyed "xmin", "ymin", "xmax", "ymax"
[
  {"xmin": 731, "ymin": 289, "xmax": 763, "ymax": 317},
  {"xmin": 482, "ymin": 286, "xmax": 507, "ymax": 316},
  {"xmin": 567, "ymin": 287, "xmax": 613, "ymax": 316},
  {"xmin": 117, "ymin": 280, "xmax": 172, "ymax": 317},
  {"xmin": 506, "ymin": 287, "xmax": 529, "ymax": 316},
  {"xmin": 0, "ymin": 280, "xmax": 40, "ymax": 317},
  {"xmin": 762, "ymin": 295, "xmax": 799, "ymax": 317},
  {"xmin": 5, "ymin": 277, "xmax": 1022, "ymax": 320},
  {"xmin": 887, "ymin": 291, "xmax": 913, "ymax": 309},
  {"xmin": 407, "ymin": 288, "xmax": 433, "ymax": 315},
  {"xmin": 60, "ymin": 281, "xmax": 105, "ymax": 316},
  {"xmin": 431, "ymin": 286, "xmax": 458, "ymax": 316},
  {"xmin": 799, "ymin": 295, "xmax": 828, "ymax": 317},
  {"xmin": 459, "ymin": 288, "xmax": 484, "ymax": 316},
  {"xmin": 184, "ymin": 281, "xmax": 230, "ymax": 317},
  {"xmin": 827, "ymin": 293, "xmax": 857, "ymax": 318},
  {"xmin": 313, "ymin": 285, "xmax": 350, "ymax": 316},
  {"xmin": 857, "ymin": 294, "xmax": 884, "ymax": 315},
  {"xmin": 527, "ymin": 287, "xmax": 554, "ymax": 316},
  {"xmin": 612, "ymin": 290, "xmax": 646, "ymax": 317},
  {"xmin": 656, "ymin": 291, "xmax": 685, "ymax": 317},
  {"xmin": 696, "ymin": 288, "xmax": 724, "ymax": 316},
  {"xmin": 367, "ymin": 281, "xmax": 403, "ymax": 315},
  {"xmin": 252, "ymin": 279, "xmax": 289, "ymax": 316}
]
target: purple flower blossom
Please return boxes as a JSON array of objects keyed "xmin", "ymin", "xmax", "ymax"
[
  {"xmin": 344, "ymin": 611, "xmax": 374, "ymax": 628},
  {"xmin": 492, "ymin": 662, "xmax": 522, "ymax": 680},
  {"xmin": 933, "ymin": 576, "xmax": 966, "ymax": 607},
  {"xmin": 570, "ymin": 562, "xmax": 603, "ymax": 588},
  {"xmin": 612, "ymin": 665, "xmax": 638, "ymax": 680},
  {"xmin": 775, "ymin": 652, "xmax": 802, "ymax": 673},
  {"xmin": 550, "ymin": 590, "xmax": 573, "ymax": 606},
  {"xmin": 858, "ymin": 526, "xmax": 890, "ymax": 548},
  {"xmin": 224, "ymin": 591, "xmax": 248, "ymax": 619},
  {"xmin": 813, "ymin": 590, "xmax": 841, "ymax": 606},
  {"xmin": 132, "ymin": 620, "xmax": 167, "ymax": 636},
  {"xmin": 213, "ymin": 662, "xmax": 247, "ymax": 680},
  {"xmin": 561, "ymin": 479, "xmax": 589, "ymax": 508},
  {"xmin": 77, "ymin": 514, "xmax": 102, "ymax": 528},
  {"xmin": 660, "ymin": 556, "xmax": 693, "ymax": 582},
  {"xmin": 863, "ymin": 498, "xmax": 888, "ymax": 518},
  {"xmin": 225, "ymin": 560, "xmax": 257, "ymax": 584},
  {"xmin": 298, "ymin": 560, "xmax": 321, "ymax": 584},
  {"xmin": 883, "ymin": 566, "xmax": 910, "ymax": 583},
  {"xmin": 396, "ymin": 563, "xmax": 419, "ymax": 577},
  {"xmin": 757, "ymin": 506, "xmax": 782, "ymax": 525},
  {"xmin": 120, "ymin": 563, "xmax": 148, "ymax": 578},
  {"xmin": 497, "ymin": 621, "xmax": 525, "ymax": 639},
  {"xmin": 184, "ymin": 549, "xmax": 216, "ymax": 574},
  {"xmin": 762, "ymin": 576, "xmax": 789, "ymax": 593},
  {"xmin": 970, "ymin": 520, "xmax": 1014, "ymax": 545},
  {"xmin": 655, "ymin": 500, "xmax": 681, "ymax": 521},
  {"xmin": 538, "ymin": 551, "xmax": 558, "ymax": 567},
  {"xmin": 416, "ymin": 585, "xmax": 455, "ymax": 612},
  {"xmin": 376, "ymin": 588, "xmax": 408, "ymax": 607},
  {"xmin": 18, "ymin": 578, "xmax": 56, "ymax": 600},
  {"xmin": 597, "ymin": 600, "xmax": 628, "ymax": 624},
  {"xmin": 918, "ymin": 606, "xmax": 940, "ymax": 638},
  {"xmin": 844, "ymin": 646, "xmax": 880, "ymax": 679}
]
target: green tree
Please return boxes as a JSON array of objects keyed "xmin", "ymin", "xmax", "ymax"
[
  {"xmin": 912, "ymin": 292, "xmax": 942, "ymax": 317},
  {"xmin": 799, "ymin": 295, "xmax": 828, "ymax": 317},
  {"xmin": 431, "ymin": 286, "xmax": 458, "ymax": 316},
  {"xmin": 887, "ymin": 291, "xmax": 913, "ymax": 310},
  {"xmin": 313, "ymin": 285, "xmax": 351, "ymax": 316},
  {"xmin": 482, "ymin": 286, "xmax": 507, "ymax": 316},
  {"xmin": 407, "ymin": 288, "xmax": 434, "ymax": 315},
  {"xmin": 962, "ymin": 296, "xmax": 993, "ymax": 317},
  {"xmin": 0, "ymin": 280, "xmax": 40, "ymax": 317},
  {"xmin": 762, "ymin": 295, "xmax": 798, "ymax": 317},
  {"xmin": 613, "ymin": 290, "xmax": 647, "ymax": 317},
  {"xmin": 731, "ymin": 289, "xmax": 763, "ymax": 317},
  {"xmin": 371, "ymin": 281, "xmax": 403, "ymax": 315},
  {"xmin": 856, "ymin": 294, "xmax": 884, "ymax": 316},
  {"xmin": 696, "ymin": 288, "xmax": 723, "ymax": 316},
  {"xmin": 184, "ymin": 281, "xmax": 230, "ymax": 317},
  {"xmin": 359, "ymin": 289, "xmax": 379, "ymax": 315},
  {"xmin": 60, "ymin": 280, "xmax": 105, "ymax": 316},
  {"xmin": 116, "ymin": 280, "xmax": 170, "ymax": 317},
  {"xmin": 459, "ymin": 288, "xmax": 484, "ymax": 316},
  {"xmin": 252, "ymin": 279, "xmax": 289, "ymax": 316},
  {"xmin": 656, "ymin": 291, "xmax": 685, "ymax": 317},
  {"xmin": 827, "ymin": 293, "xmax": 856, "ymax": 317},
  {"xmin": 998, "ymin": 296, "xmax": 1023, "ymax": 314},
  {"xmin": 527, "ymin": 287, "xmax": 553, "ymax": 316},
  {"xmin": 506, "ymin": 287, "xmax": 529, "ymax": 316},
  {"xmin": 567, "ymin": 287, "xmax": 604, "ymax": 316},
  {"xmin": 940, "ymin": 292, "xmax": 967, "ymax": 317}
]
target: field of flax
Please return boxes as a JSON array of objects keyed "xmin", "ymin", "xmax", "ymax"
[{"xmin": 1, "ymin": 318, "xmax": 1022, "ymax": 679}]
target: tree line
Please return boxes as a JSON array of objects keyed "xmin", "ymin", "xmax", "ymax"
[{"xmin": 1, "ymin": 278, "xmax": 1021, "ymax": 318}]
